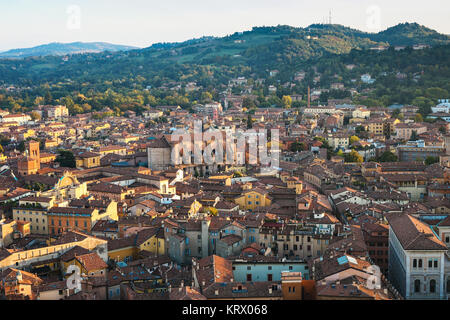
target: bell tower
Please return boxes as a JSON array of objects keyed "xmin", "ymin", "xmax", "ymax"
[{"xmin": 28, "ymin": 140, "xmax": 40, "ymax": 162}]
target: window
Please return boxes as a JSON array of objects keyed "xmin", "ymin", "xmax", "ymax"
[
  {"xmin": 413, "ymin": 259, "xmax": 417, "ymax": 268},
  {"xmin": 434, "ymin": 260, "xmax": 438, "ymax": 268},
  {"xmin": 430, "ymin": 280, "xmax": 436, "ymax": 293},
  {"xmin": 268, "ymin": 274, "xmax": 272, "ymax": 281},
  {"xmin": 418, "ymin": 259, "xmax": 423, "ymax": 268},
  {"xmin": 289, "ymin": 266, "xmax": 293, "ymax": 270},
  {"xmin": 414, "ymin": 279, "xmax": 421, "ymax": 293},
  {"xmin": 428, "ymin": 259, "xmax": 433, "ymax": 268},
  {"xmin": 268, "ymin": 266, "xmax": 272, "ymax": 270},
  {"xmin": 247, "ymin": 266, "xmax": 251, "ymax": 270},
  {"xmin": 247, "ymin": 274, "xmax": 252, "ymax": 281}
]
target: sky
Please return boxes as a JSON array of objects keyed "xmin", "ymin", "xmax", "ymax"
[{"xmin": 0, "ymin": 0, "xmax": 449, "ymax": 52}]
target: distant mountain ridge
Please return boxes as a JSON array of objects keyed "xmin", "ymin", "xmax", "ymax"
[
  {"xmin": 0, "ymin": 42, "xmax": 139, "ymax": 58},
  {"xmin": 0, "ymin": 22, "xmax": 448, "ymax": 86}
]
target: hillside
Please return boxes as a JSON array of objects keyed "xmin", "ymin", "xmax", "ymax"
[
  {"xmin": 0, "ymin": 23, "xmax": 448, "ymax": 87},
  {"xmin": 0, "ymin": 42, "xmax": 139, "ymax": 58},
  {"xmin": 0, "ymin": 22, "xmax": 448, "ymax": 118}
]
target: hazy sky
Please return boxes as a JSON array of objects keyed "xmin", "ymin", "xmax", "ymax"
[{"xmin": 0, "ymin": 0, "xmax": 449, "ymax": 51}]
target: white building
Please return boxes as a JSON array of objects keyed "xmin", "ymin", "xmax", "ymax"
[
  {"xmin": 387, "ymin": 213, "xmax": 449, "ymax": 300},
  {"xmin": 431, "ymin": 99, "xmax": 450, "ymax": 114},
  {"xmin": 0, "ymin": 113, "xmax": 31, "ymax": 125}
]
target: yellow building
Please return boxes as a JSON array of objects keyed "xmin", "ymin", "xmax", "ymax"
[
  {"xmin": 366, "ymin": 118, "xmax": 400, "ymax": 136},
  {"xmin": 63, "ymin": 252, "xmax": 108, "ymax": 278},
  {"xmin": 108, "ymin": 228, "xmax": 165, "ymax": 262},
  {"xmin": 98, "ymin": 145, "xmax": 127, "ymax": 157},
  {"xmin": 75, "ymin": 151, "xmax": 101, "ymax": 169},
  {"xmin": 234, "ymin": 188, "xmax": 272, "ymax": 211},
  {"xmin": 13, "ymin": 196, "xmax": 54, "ymax": 235}
]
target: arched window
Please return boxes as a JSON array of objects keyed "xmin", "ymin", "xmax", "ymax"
[
  {"xmin": 430, "ymin": 280, "xmax": 436, "ymax": 293},
  {"xmin": 418, "ymin": 259, "xmax": 422, "ymax": 268},
  {"xmin": 414, "ymin": 279, "xmax": 421, "ymax": 293}
]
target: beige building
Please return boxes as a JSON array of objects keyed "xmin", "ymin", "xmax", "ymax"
[
  {"xmin": 394, "ymin": 123, "xmax": 427, "ymax": 141},
  {"xmin": 12, "ymin": 196, "xmax": 54, "ymax": 235},
  {"xmin": 0, "ymin": 231, "xmax": 108, "ymax": 271},
  {"xmin": 327, "ymin": 133, "xmax": 349, "ymax": 150}
]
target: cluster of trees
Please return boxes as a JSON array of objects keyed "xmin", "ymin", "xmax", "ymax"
[{"xmin": 55, "ymin": 150, "xmax": 76, "ymax": 168}]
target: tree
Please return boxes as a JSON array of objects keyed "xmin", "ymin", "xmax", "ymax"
[
  {"xmin": 349, "ymin": 136, "xmax": 360, "ymax": 145},
  {"xmin": 247, "ymin": 114, "xmax": 253, "ymax": 129},
  {"xmin": 410, "ymin": 130, "xmax": 418, "ymax": 141},
  {"xmin": 44, "ymin": 91, "xmax": 53, "ymax": 105},
  {"xmin": 243, "ymin": 97, "xmax": 256, "ymax": 109},
  {"xmin": 414, "ymin": 113, "xmax": 423, "ymax": 123},
  {"xmin": 345, "ymin": 150, "xmax": 363, "ymax": 163},
  {"xmin": 378, "ymin": 151, "xmax": 398, "ymax": 162},
  {"xmin": 282, "ymin": 95, "xmax": 292, "ymax": 108},
  {"xmin": 30, "ymin": 111, "xmax": 41, "ymax": 121},
  {"xmin": 17, "ymin": 141, "xmax": 26, "ymax": 152},
  {"xmin": 290, "ymin": 142, "xmax": 306, "ymax": 152},
  {"xmin": 425, "ymin": 156, "xmax": 439, "ymax": 166},
  {"xmin": 355, "ymin": 126, "xmax": 365, "ymax": 134},
  {"xmin": 201, "ymin": 91, "xmax": 213, "ymax": 103},
  {"xmin": 391, "ymin": 108, "xmax": 401, "ymax": 119},
  {"xmin": 55, "ymin": 150, "xmax": 76, "ymax": 168}
]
